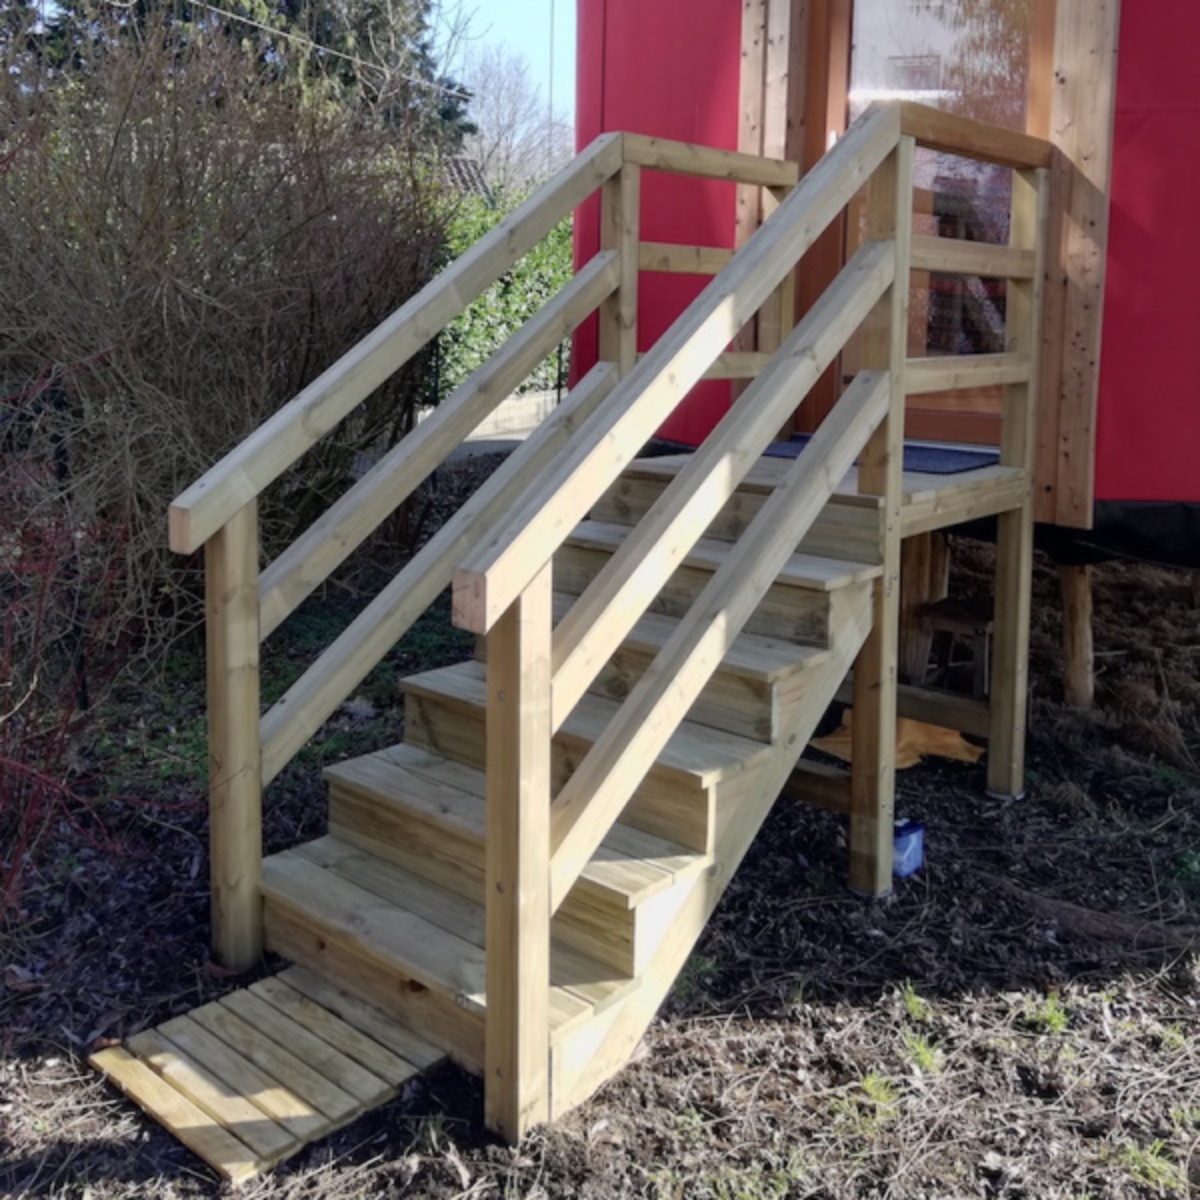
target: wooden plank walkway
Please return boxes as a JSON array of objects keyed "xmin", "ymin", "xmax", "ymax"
[{"xmin": 89, "ymin": 966, "xmax": 444, "ymax": 1184}]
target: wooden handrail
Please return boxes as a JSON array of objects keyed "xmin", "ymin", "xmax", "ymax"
[
  {"xmin": 168, "ymin": 132, "xmax": 625, "ymax": 555},
  {"xmin": 257, "ymin": 250, "xmax": 620, "ymax": 638},
  {"xmin": 451, "ymin": 102, "xmax": 903, "ymax": 636},
  {"xmin": 622, "ymin": 133, "xmax": 799, "ymax": 188},
  {"xmin": 547, "ymin": 370, "xmax": 891, "ymax": 912},
  {"xmin": 909, "ymin": 235, "xmax": 1036, "ymax": 280},
  {"xmin": 898, "ymin": 102, "xmax": 1053, "ymax": 170},
  {"xmin": 258, "ymin": 362, "xmax": 619, "ymax": 786},
  {"xmin": 550, "ymin": 238, "xmax": 896, "ymax": 729}
]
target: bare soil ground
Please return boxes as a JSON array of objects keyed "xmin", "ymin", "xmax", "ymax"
[{"xmin": 3, "ymin": 477, "xmax": 1199, "ymax": 1198}]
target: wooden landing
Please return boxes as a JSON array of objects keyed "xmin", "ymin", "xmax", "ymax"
[{"xmin": 89, "ymin": 966, "xmax": 444, "ymax": 1184}]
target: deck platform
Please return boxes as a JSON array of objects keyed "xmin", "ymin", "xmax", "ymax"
[{"xmin": 90, "ymin": 967, "xmax": 443, "ymax": 1184}]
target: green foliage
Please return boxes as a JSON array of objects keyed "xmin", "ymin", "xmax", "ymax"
[
  {"xmin": 435, "ymin": 192, "xmax": 573, "ymax": 404},
  {"xmin": 1021, "ymin": 993, "xmax": 1070, "ymax": 1036}
]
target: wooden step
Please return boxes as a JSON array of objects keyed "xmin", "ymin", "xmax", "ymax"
[
  {"xmin": 90, "ymin": 966, "xmax": 442, "ymax": 1184},
  {"xmin": 261, "ymin": 841, "xmax": 634, "ymax": 1072},
  {"xmin": 400, "ymin": 660, "xmax": 774, "ymax": 852},
  {"xmin": 556, "ymin": 520, "xmax": 879, "ymax": 645},
  {"xmin": 593, "ymin": 456, "xmax": 884, "ymax": 564},
  {"xmin": 325, "ymin": 743, "xmax": 707, "ymax": 974}
]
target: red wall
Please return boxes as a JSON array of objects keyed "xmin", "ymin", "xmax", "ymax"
[
  {"xmin": 1096, "ymin": 1, "xmax": 1200, "ymax": 504},
  {"xmin": 574, "ymin": 0, "xmax": 742, "ymax": 444}
]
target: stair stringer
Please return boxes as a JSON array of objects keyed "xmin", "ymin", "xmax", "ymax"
[{"xmin": 548, "ymin": 580, "xmax": 874, "ymax": 1117}]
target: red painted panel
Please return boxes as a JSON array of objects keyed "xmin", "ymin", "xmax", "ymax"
[
  {"xmin": 574, "ymin": 0, "xmax": 742, "ymax": 444},
  {"xmin": 1096, "ymin": 1, "xmax": 1200, "ymax": 503}
]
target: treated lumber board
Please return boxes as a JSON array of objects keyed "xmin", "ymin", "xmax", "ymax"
[
  {"xmin": 699, "ymin": 352, "xmax": 772, "ymax": 380},
  {"xmin": 257, "ymin": 257, "xmax": 619, "ymax": 638},
  {"xmin": 909, "ymin": 235, "xmax": 1036, "ymax": 280},
  {"xmin": 122, "ymin": 1029, "xmax": 297, "ymax": 1165},
  {"xmin": 1059, "ymin": 563, "xmax": 1094, "ymax": 709},
  {"xmin": 247, "ymin": 978, "xmax": 422, "ymax": 1087},
  {"xmin": 599, "ymin": 166, "xmax": 640, "ymax": 375},
  {"xmin": 897, "ymin": 101, "xmax": 1053, "ymax": 170},
  {"xmin": 904, "ymin": 354, "xmax": 1031, "ymax": 395},
  {"xmin": 453, "ymin": 104, "xmax": 901, "ymax": 636},
  {"xmin": 737, "ymin": 0, "xmax": 768, "ymax": 250},
  {"xmin": 188, "ymin": 1002, "xmax": 361, "ymax": 1124},
  {"xmin": 168, "ymin": 133, "xmax": 624, "ymax": 554},
  {"xmin": 217, "ymin": 990, "xmax": 392, "ymax": 1107},
  {"xmin": 833, "ymin": 677, "xmax": 992, "ymax": 739},
  {"xmin": 897, "ymin": 467, "xmax": 1030, "ymax": 537},
  {"xmin": 277, "ymin": 967, "xmax": 445, "ymax": 1071},
  {"xmin": 782, "ymin": 759, "xmax": 851, "ymax": 815},
  {"xmin": 638, "ymin": 242, "xmax": 733, "ymax": 275},
  {"xmin": 548, "ymin": 371, "xmax": 890, "ymax": 912},
  {"xmin": 622, "ymin": 132, "xmax": 799, "ymax": 188},
  {"xmin": 155, "ymin": 1015, "xmax": 328, "ymax": 1142},
  {"xmin": 257, "ymin": 361, "xmax": 618, "ymax": 786},
  {"xmin": 204, "ymin": 500, "xmax": 262, "ymax": 972},
  {"xmin": 90, "ymin": 1047, "xmax": 262, "ymax": 1184}
]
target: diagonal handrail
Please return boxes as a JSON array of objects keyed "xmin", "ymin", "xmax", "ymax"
[{"xmin": 451, "ymin": 102, "xmax": 903, "ymax": 637}]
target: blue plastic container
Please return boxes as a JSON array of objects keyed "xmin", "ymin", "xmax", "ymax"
[{"xmin": 893, "ymin": 820, "xmax": 925, "ymax": 877}]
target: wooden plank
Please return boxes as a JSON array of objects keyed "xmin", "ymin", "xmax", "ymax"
[
  {"xmin": 548, "ymin": 371, "xmax": 890, "ymax": 912},
  {"xmin": 189, "ymin": 1001, "xmax": 362, "ymax": 1124},
  {"xmin": 638, "ymin": 242, "xmax": 733, "ymax": 275},
  {"xmin": 898, "ymin": 531, "xmax": 949, "ymax": 684},
  {"xmin": 904, "ymin": 354, "xmax": 1031, "ymax": 395},
  {"xmin": 124, "ymin": 1029, "xmax": 298, "ymax": 1165},
  {"xmin": 453, "ymin": 103, "xmax": 901, "ymax": 635},
  {"xmin": 549, "ymin": 240, "xmax": 893, "ymax": 728},
  {"xmin": 782, "ymin": 759, "xmax": 850, "ymax": 814},
  {"xmin": 1059, "ymin": 563, "xmax": 1094, "ymax": 709},
  {"xmin": 278, "ymin": 966, "xmax": 445, "ymax": 1071},
  {"xmin": 205, "ymin": 501, "xmax": 262, "ymax": 972},
  {"xmin": 898, "ymin": 467, "xmax": 1030, "ymax": 538},
  {"xmin": 168, "ymin": 133, "xmax": 624, "ymax": 554},
  {"xmin": 218, "ymin": 990, "xmax": 393, "ymax": 1107},
  {"xmin": 155, "ymin": 1014, "xmax": 328, "ymax": 1142},
  {"xmin": 599, "ymin": 167, "xmax": 640, "ymax": 375},
  {"xmin": 897, "ymin": 101, "xmax": 1053, "ymax": 170},
  {"xmin": 1037, "ymin": 0, "xmax": 1120, "ymax": 528},
  {"xmin": 737, "ymin": 0, "xmax": 769, "ymax": 253},
  {"xmin": 850, "ymin": 136, "xmax": 914, "ymax": 898},
  {"xmin": 622, "ymin": 132, "xmax": 798, "ymax": 188},
  {"xmin": 90, "ymin": 1047, "xmax": 261, "ymax": 1184},
  {"xmin": 249, "ymin": 977, "xmax": 422, "ymax": 1087},
  {"xmin": 909, "ymin": 235, "xmax": 1036, "ymax": 280},
  {"xmin": 834, "ymin": 677, "xmax": 991, "ymax": 740},
  {"xmin": 258, "ymin": 256, "xmax": 620, "ymax": 638},
  {"xmin": 257, "ymin": 361, "xmax": 617, "ymax": 785}
]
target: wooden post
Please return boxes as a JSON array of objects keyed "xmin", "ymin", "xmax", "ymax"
[
  {"xmin": 850, "ymin": 136, "xmax": 913, "ymax": 896},
  {"xmin": 484, "ymin": 563, "xmax": 552, "ymax": 1141},
  {"xmin": 1059, "ymin": 563, "xmax": 1094, "ymax": 708},
  {"xmin": 898, "ymin": 531, "xmax": 950, "ymax": 684},
  {"xmin": 205, "ymin": 501, "xmax": 263, "ymax": 972},
  {"xmin": 599, "ymin": 162, "xmax": 640, "ymax": 376},
  {"xmin": 988, "ymin": 168, "xmax": 1049, "ymax": 798}
]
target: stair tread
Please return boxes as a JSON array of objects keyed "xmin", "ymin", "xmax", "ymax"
[
  {"xmin": 568, "ymin": 520, "xmax": 881, "ymax": 591},
  {"xmin": 263, "ymin": 841, "xmax": 633, "ymax": 1041},
  {"xmin": 619, "ymin": 454, "xmax": 886, "ymax": 503},
  {"xmin": 401, "ymin": 659, "xmax": 772, "ymax": 786},
  {"xmin": 549, "ymin": 592, "xmax": 826, "ymax": 683},
  {"xmin": 326, "ymin": 743, "xmax": 705, "ymax": 906}
]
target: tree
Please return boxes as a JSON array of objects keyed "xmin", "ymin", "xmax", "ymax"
[{"xmin": 459, "ymin": 43, "xmax": 572, "ymax": 191}]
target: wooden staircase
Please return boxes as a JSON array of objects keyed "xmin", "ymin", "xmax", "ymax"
[
  {"xmin": 258, "ymin": 487, "xmax": 878, "ymax": 1116},
  {"xmin": 129, "ymin": 100, "xmax": 1049, "ymax": 1163}
]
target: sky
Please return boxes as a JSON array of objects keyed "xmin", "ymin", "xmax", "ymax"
[{"xmin": 451, "ymin": 0, "xmax": 577, "ymax": 125}]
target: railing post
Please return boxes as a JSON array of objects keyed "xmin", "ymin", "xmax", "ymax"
[
  {"xmin": 599, "ymin": 160, "xmax": 640, "ymax": 375},
  {"xmin": 484, "ymin": 562, "xmax": 553, "ymax": 1140},
  {"xmin": 988, "ymin": 167, "xmax": 1049, "ymax": 797},
  {"xmin": 851, "ymin": 134, "xmax": 914, "ymax": 896},
  {"xmin": 204, "ymin": 500, "xmax": 262, "ymax": 971}
]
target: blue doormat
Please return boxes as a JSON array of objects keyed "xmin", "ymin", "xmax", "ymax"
[{"xmin": 763, "ymin": 435, "xmax": 1000, "ymax": 475}]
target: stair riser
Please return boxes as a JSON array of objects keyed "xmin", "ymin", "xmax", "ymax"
[
  {"xmin": 262, "ymin": 898, "xmax": 485, "ymax": 1075},
  {"xmin": 593, "ymin": 476, "xmax": 884, "ymax": 565},
  {"xmin": 402, "ymin": 691, "xmax": 714, "ymax": 853},
  {"xmin": 555, "ymin": 544, "xmax": 833, "ymax": 646},
  {"xmin": 327, "ymin": 788, "xmax": 638, "ymax": 976}
]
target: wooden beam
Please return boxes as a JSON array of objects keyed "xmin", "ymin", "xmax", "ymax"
[
  {"xmin": 897, "ymin": 101, "xmax": 1054, "ymax": 170},
  {"xmin": 782, "ymin": 759, "xmax": 850, "ymax": 814},
  {"xmin": 638, "ymin": 242, "xmax": 733, "ymax": 275},
  {"xmin": 909, "ymin": 235, "xmax": 1036, "ymax": 280},
  {"xmin": 453, "ymin": 104, "xmax": 901, "ymax": 636},
  {"xmin": 1059, "ymin": 563, "xmax": 1094, "ymax": 709},
  {"xmin": 167, "ymin": 133, "xmax": 624, "ymax": 554},
  {"xmin": 622, "ymin": 132, "xmax": 799, "ymax": 188},
  {"xmin": 1035, "ymin": 0, "xmax": 1121, "ymax": 528},
  {"xmin": 484, "ymin": 563, "xmax": 552, "ymax": 1142},
  {"xmin": 205, "ymin": 501, "xmax": 263, "ymax": 972},
  {"xmin": 850, "ymin": 136, "xmax": 914, "ymax": 897},
  {"xmin": 835, "ymin": 677, "xmax": 992, "ymax": 740},
  {"xmin": 904, "ymin": 354, "xmax": 1032, "ymax": 395},
  {"xmin": 599, "ymin": 166, "xmax": 640, "ymax": 376},
  {"xmin": 898, "ymin": 531, "xmax": 950, "ymax": 684}
]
